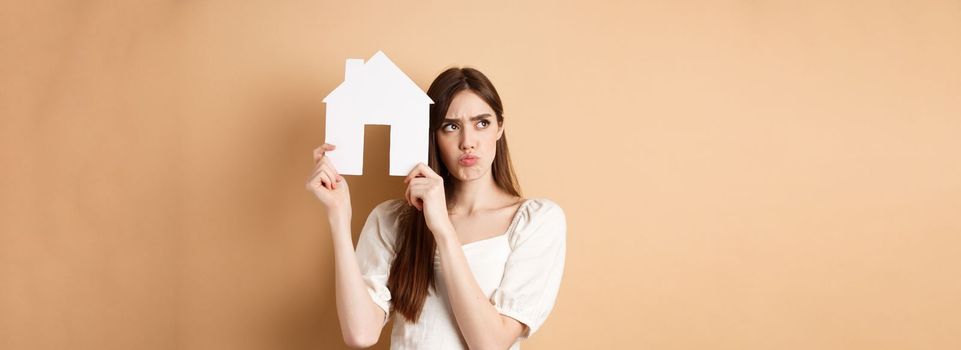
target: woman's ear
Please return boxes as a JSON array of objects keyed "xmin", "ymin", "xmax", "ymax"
[{"xmin": 496, "ymin": 121, "xmax": 505, "ymax": 140}]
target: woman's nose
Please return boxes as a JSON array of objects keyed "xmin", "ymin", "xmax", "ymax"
[{"xmin": 459, "ymin": 129, "xmax": 476, "ymax": 150}]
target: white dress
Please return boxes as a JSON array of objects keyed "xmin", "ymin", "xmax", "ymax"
[{"xmin": 354, "ymin": 197, "xmax": 567, "ymax": 349}]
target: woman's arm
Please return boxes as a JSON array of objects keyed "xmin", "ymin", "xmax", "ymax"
[
  {"xmin": 433, "ymin": 223, "xmax": 526, "ymax": 350},
  {"xmin": 307, "ymin": 144, "xmax": 384, "ymax": 348},
  {"xmin": 330, "ymin": 215, "xmax": 387, "ymax": 348},
  {"xmin": 402, "ymin": 164, "xmax": 525, "ymax": 349}
]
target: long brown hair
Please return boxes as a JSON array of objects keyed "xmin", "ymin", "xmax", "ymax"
[{"xmin": 386, "ymin": 67, "xmax": 522, "ymax": 323}]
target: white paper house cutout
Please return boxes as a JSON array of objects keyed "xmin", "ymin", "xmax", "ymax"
[{"xmin": 322, "ymin": 51, "xmax": 434, "ymax": 176}]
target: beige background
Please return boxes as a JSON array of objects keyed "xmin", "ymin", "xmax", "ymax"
[{"xmin": 2, "ymin": 1, "xmax": 960, "ymax": 349}]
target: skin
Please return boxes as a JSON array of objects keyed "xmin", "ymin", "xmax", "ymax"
[{"xmin": 307, "ymin": 90, "xmax": 526, "ymax": 349}]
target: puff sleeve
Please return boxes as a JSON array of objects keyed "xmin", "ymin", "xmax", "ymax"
[
  {"xmin": 354, "ymin": 199, "xmax": 403, "ymax": 326},
  {"xmin": 490, "ymin": 199, "xmax": 568, "ymax": 339}
]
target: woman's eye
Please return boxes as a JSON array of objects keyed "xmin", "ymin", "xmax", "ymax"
[
  {"xmin": 442, "ymin": 123, "xmax": 458, "ymax": 132},
  {"xmin": 477, "ymin": 119, "xmax": 491, "ymax": 128}
]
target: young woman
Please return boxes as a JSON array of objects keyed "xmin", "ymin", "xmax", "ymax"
[{"xmin": 306, "ymin": 67, "xmax": 567, "ymax": 349}]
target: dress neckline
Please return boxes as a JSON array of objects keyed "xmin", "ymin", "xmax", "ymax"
[{"xmin": 460, "ymin": 198, "xmax": 533, "ymax": 249}]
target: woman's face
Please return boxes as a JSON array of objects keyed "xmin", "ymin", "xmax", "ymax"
[{"xmin": 436, "ymin": 90, "xmax": 504, "ymax": 183}]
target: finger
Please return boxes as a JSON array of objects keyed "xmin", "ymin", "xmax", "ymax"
[
  {"xmin": 405, "ymin": 183, "xmax": 423, "ymax": 211},
  {"xmin": 307, "ymin": 167, "xmax": 320, "ymax": 185},
  {"xmin": 408, "ymin": 184, "xmax": 426, "ymax": 211},
  {"xmin": 308, "ymin": 162, "xmax": 331, "ymax": 182},
  {"xmin": 416, "ymin": 163, "xmax": 431, "ymax": 177},
  {"xmin": 312, "ymin": 155, "xmax": 326, "ymax": 170},
  {"xmin": 404, "ymin": 168, "xmax": 416, "ymax": 184},
  {"xmin": 410, "ymin": 181, "xmax": 430, "ymax": 191},
  {"xmin": 313, "ymin": 144, "xmax": 336, "ymax": 161},
  {"xmin": 307, "ymin": 168, "xmax": 326, "ymax": 190},
  {"xmin": 307, "ymin": 172, "xmax": 326, "ymax": 191},
  {"xmin": 319, "ymin": 156, "xmax": 342, "ymax": 179},
  {"xmin": 324, "ymin": 157, "xmax": 341, "ymax": 183},
  {"xmin": 309, "ymin": 159, "xmax": 335, "ymax": 181},
  {"xmin": 318, "ymin": 172, "xmax": 333, "ymax": 190},
  {"xmin": 404, "ymin": 163, "xmax": 425, "ymax": 184},
  {"xmin": 327, "ymin": 172, "xmax": 336, "ymax": 190},
  {"xmin": 319, "ymin": 164, "xmax": 338, "ymax": 190},
  {"xmin": 418, "ymin": 163, "xmax": 442, "ymax": 180},
  {"xmin": 309, "ymin": 164, "xmax": 334, "ymax": 191},
  {"xmin": 414, "ymin": 163, "xmax": 440, "ymax": 181},
  {"xmin": 406, "ymin": 177, "xmax": 423, "ymax": 188},
  {"xmin": 409, "ymin": 189, "xmax": 422, "ymax": 211},
  {"xmin": 404, "ymin": 163, "xmax": 430, "ymax": 184}
]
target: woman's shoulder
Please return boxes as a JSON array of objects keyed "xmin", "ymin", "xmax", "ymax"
[
  {"xmin": 518, "ymin": 197, "xmax": 565, "ymax": 220},
  {"xmin": 506, "ymin": 197, "xmax": 567, "ymax": 247},
  {"xmin": 511, "ymin": 197, "xmax": 566, "ymax": 231},
  {"xmin": 366, "ymin": 198, "xmax": 410, "ymax": 228},
  {"xmin": 358, "ymin": 199, "xmax": 409, "ymax": 249},
  {"xmin": 371, "ymin": 198, "xmax": 408, "ymax": 215}
]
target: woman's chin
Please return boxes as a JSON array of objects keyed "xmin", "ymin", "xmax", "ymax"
[{"xmin": 452, "ymin": 167, "xmax": 487, "ymax": 182}]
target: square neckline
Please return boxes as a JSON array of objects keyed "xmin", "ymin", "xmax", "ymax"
[{"xmin": 459, "ymin": 198, "xmax": 534, "ymax": 249}]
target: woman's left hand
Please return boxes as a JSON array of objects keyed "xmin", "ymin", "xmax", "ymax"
[{"xmin": 404, "ymin": 163, "xmax": 453, "ymax": 237}]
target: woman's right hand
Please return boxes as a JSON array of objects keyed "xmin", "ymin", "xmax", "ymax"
[{"xmin": 306, "ymin": 143, "xmax": 351, "ymax": 222}]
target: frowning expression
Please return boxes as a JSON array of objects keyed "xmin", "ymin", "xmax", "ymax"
[{"xmin": 436, "ymin": 90, "xmax": 504, "ymax": 182}]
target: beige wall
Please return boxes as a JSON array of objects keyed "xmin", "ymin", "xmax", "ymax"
[{"xmin": 2, "ymin": 1, "xmax": 960, "ymax": 349}]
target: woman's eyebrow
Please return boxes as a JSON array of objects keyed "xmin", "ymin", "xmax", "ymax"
[{"xmin": 443, "ymin": 113, "xmax": 492, "ymax": 123}]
